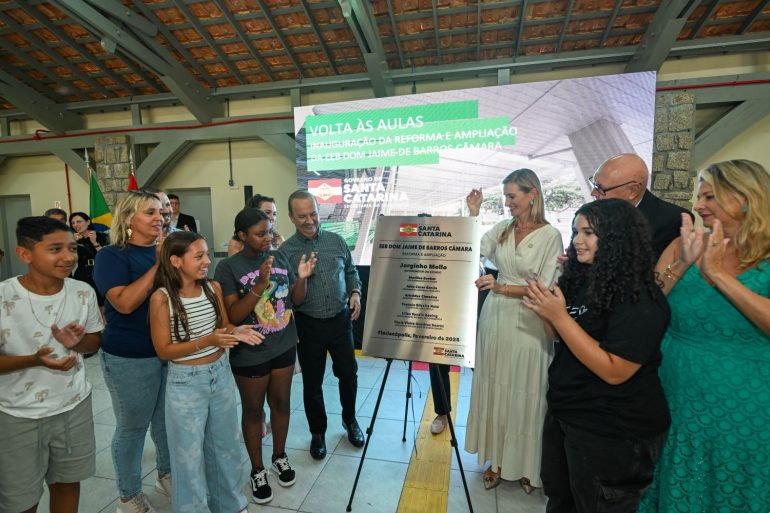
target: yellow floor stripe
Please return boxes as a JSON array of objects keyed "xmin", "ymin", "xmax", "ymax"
[{"xmin": 397, "ymin": 370, "xmax": 461, "ymax": 513}]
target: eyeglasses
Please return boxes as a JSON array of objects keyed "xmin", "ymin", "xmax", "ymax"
[{"xmin": 588, "ymin": 176, "xmax": 639, "ymax": 196}]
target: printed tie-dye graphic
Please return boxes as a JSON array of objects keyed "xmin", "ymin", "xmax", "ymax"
[{"xmin": 238, "ymin": 266, "xmax": 292, "ymax": 334}]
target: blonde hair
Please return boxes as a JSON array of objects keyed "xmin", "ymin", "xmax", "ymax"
[
  {"xmin": 111, "ymin": 190, "xmax": 162, "ymax": 248},
  {"xmin": 499, "ymin": 168, "xmax": 547, "ymax": 244},
  {"xmin": 699, "ymin": 159, "xmax": 770, "ymax": 269}
]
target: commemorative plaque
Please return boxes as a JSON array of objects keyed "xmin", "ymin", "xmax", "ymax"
[{"xmin": 362, "ymin": 216, "xmax": 480, "ymax": 368}]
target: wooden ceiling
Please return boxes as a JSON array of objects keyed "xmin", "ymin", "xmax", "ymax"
[{"xmin": 0, "ymin": 0, "xmax": 768, "ymax": 116}]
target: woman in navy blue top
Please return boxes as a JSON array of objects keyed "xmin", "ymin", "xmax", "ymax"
[{"xmin": 93, "ymin": 190, "xmax": 173, "ymax": 512}]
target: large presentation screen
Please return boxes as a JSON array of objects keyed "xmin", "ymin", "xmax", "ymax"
[{"xmin": 294, "ymin": 71, "xmax": 656, "ymax": 265}]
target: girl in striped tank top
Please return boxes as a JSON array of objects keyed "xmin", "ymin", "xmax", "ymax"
[{"xmin": 149, "ymin": 231, "xmax": 263, "ymax": 513}]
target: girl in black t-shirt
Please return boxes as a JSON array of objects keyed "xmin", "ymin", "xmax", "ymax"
[
  {"xmin": 523, "ymin": 199, "xmax": 671, "ymax": 513},
  {"xmin": 215, "ymin": 208, "xmax": 316, "ymax": 505}
]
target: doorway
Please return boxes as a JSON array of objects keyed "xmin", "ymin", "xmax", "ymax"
[
  {"xmin": 167, "ymin": 188, "xmax": 216, "ymax": 272},
  {"xmin": 0, "ymin": 195, "xmax": 32, "ymax": 280}
]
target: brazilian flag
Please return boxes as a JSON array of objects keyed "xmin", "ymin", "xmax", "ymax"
[{"xmin": 89, "ymin": 170, "xmax": 112, "ymax": 231}]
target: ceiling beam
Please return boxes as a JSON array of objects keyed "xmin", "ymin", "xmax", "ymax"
[
  {"xmin": 53, "ymin": 0, "xmax": 223, "ymax": 123},
  {"xmin": 385, "ymin": 0, "xmax": 405, "ymax": 68},
  {"xmin": 0, "ymin": 10, "xmax": 113, "ymax": 98},
  {"xmin": 693, "ymin": 99, "xmax": 770, "ymax": 168},
  {"xmin": 171, "ymin": 0, "xmax": 246, "ymax": 83},
  {"xmin": 689, "ymin": 0, "xmax": 723, "ymax": 39},
  {"xmin": 476, "ymin": 1, "xmax": 482, "ymax": 62},
  {"xmin": 260, "ymin": 134, "xmax": 296, "ymax": 162},
  {"xmin": 0, "ymin": 69, "xmax": 83, "ymax": 134},
  {"xmin": 0, "ymin": 59, "xmax": 69, "ymax": 104},
  {"xmin": 0, "ymin": 30, "xmax": 86, "ymax": 101},
  {"xmin": 3, "ymin": 35, "xmax": 770, "ymax": 122},
  {"xmin": 339, "ymin": 0, "xmax": 393, "ymax": 97},
  {"xmin": 83, "ymin": 0, "xmax": 158, "ymax": 36},
  {"xmin": 626, "ymin": 0, "xmax": 701, "ymax": 72},
  {"xmin": 600, "ymin": 0, "xmax": 623, "ymax": 47},
  {"xmin": 556, "ymin": 0, "xmax": 575, "ymax": 53},
  {"xmin": 739, "ymin": 0, "xmax": 770, "ymax": 33},
  {"xmin": 432, "ymin": 0, "xmax": 441, "ymax": 64},
  {"xmin": 211, "ymin": 0, "xmax": 276, "ymax": 81},
  {"xmin": 254, "ymin": 0, "xmax": 305, "ymax": 78},
  {"xmin": 0, "ymin": 115, "xmax": 294, "ymax": 157},
  {"xmin": 27, "ymin": 10, "xmax": 137, "ymax": 94},
  {"xmin": 658, "ymin": 73, "xmax": 770, "ymax": 104},
  {"xmin": 298, "ymin": 0, "xmax": 339, "ymax": 74},
  {"xmin": 51, "ymin": 149, "xmax": 88, "ymax": 181},
  {"xmin": 135, "ymin": 140, "xmax": 192, "ymax": 186},
  {"xmin": 131, "ymin": 0, "xmax": 217, "ymax": 88},
  {"xmin": 514, "ymin": 0, "xmax": 528, "ymax": 58}
]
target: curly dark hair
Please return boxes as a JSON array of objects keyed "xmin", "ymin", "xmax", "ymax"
[{"xmin": 558, "ymin": 199, "xmax": 661, "ymax": 315}]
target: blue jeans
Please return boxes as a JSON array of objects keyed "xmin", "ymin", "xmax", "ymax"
[
  {"xmin": 101, "ymin": 352, "xmax": 171, "ymax": 499},
  {"xmin": 166, "ymin": 355, "xmax": 248, "ymax": 513}
]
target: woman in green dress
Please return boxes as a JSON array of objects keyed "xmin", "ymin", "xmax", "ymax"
[{"xmin": 639, "ymin": 159, "xmax": 770, "ymax": 513}]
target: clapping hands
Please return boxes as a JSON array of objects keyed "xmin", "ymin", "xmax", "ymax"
[
  {"xmin": 35, "ymin": 346, "xmax": 78, "ymax": 371},
  {"xmin": 52, "ymin": 322, "xmax": 86, "ymax": 349},
  {"xmin": 701, "ymin": 218, "xmax": 730, "ymax": 281},
  {"xmin": 298, "ymin": 252, "xmax": 318, "ymax": 279},
  {"xmin": 231, "ymin": 325, "xmax": 265, "ymax": 346},
  {"xmin": 522, "ymin": 279, "xmax": 566, "ymax": 323},
  {"xmin": 679, "ymin": 213, "xmax": 730, "ymax": 280},
  {"xmin": 679, "ymin": 213, "xmax": 705, "ymax": 266}
]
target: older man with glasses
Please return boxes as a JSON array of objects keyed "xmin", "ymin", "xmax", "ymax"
[{"xmin": 591, "ymin": 153, "xmax": 693, "ymax": 258}]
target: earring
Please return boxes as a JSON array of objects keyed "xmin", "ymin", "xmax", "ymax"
[
  {"xmin": 741, "ymin": 203, "xmax": 748, "ymax": 214},
  {"xmin": 529, "ymin": 199, "xmax": 535, "ymax": 207},
  {"xmin": 127, "ymin": 227, "xmax": 133, "ymax": 239}
]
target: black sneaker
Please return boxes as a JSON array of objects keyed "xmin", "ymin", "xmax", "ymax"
[
  {"xmin": 250, "ymin": 468, "xmax": 273, "ymax": 504},
  {"xmin": 271, "ymin": 452, "xmax": 297, "ymax": 487}
]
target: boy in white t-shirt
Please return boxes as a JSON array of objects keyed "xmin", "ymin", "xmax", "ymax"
[{"xmin": 0, "ymin": 216, "xmax": 103, "ymax": 513}]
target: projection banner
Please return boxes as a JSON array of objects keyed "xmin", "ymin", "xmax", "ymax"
[
  {"xmin": 294, "ymin": 71, "xmax": 656, "ymax": 265},
  {"xmin": 362, "ymin": 216, "xmax": 480, "ymax": 368},
  {"xmin": 304, "ymin": 100, "xmax": 516, "ymax": 171}
]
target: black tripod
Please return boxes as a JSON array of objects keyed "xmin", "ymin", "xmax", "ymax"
[
  {"xmin": 346, "ymin": 358, "xmax": 474, "ymax": 512},
  {"xmin": 402, "ymin": 360, "xmax": 413, "ymax": 442}
]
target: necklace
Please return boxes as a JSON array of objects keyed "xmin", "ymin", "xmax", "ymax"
[{"xmin": 19, "ymin": 277, "xmax": 68, "ymax": 329}]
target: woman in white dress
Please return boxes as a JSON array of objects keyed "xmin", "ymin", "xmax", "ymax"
[{"xmin": 465, "ymin": 168, "xmax": 563, "ymax": 492}]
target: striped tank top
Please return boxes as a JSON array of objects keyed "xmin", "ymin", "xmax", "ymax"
[{"xmin": 159, "ymin": 284, "xmax": 220, "ymax": 362}]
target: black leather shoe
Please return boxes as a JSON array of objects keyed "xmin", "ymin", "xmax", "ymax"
[
  {"xmin": 310, "ymin": 433, "xmax": 326, "ymax": 460},
  {"xmin": 342, "ymin": 419, "xmax": 365, "ymax": 448}
]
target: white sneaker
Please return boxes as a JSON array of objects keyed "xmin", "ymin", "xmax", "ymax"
[
  {"xmin": 116, "ymin": 493, "xmax": 156, "ymax": 513},
  {"xmin": 154, "ymin": 473, "xmax": 172, "ymax": 501},
  {"xmin": 430, "ymin": 415, "xmax": 448, "ymax": 435}
]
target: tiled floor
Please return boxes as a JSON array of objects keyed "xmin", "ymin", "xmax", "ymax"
[{"xmin": 39, "ymin": 354, "xmax": 547, "ymax": 513}]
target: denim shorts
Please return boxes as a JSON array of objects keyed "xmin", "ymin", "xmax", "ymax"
[{"xmin": 0, "ymin": 395, "xmax": 95, "ymax": 512}]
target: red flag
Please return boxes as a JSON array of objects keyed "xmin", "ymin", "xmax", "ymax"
[{"xmin": 127, "ymin": 172, "xmax": 138, "ymax": 191}]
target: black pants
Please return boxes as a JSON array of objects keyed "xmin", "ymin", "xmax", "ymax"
[
  {"xmin": 541, "ymin": 411, "xmax": 667, "ymax": 513},
  {"xmin": 295, "ymin": 308, "xmax": 358, "ymax": 434},
  {"xmin": 429, "ymin": 364, "xmax": 451, "ymax": 415}
]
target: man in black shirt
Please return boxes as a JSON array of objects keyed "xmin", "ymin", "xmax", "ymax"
[{"xmin": 590, "ymin": 154, "xmax": 692, "ymax": 259}]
